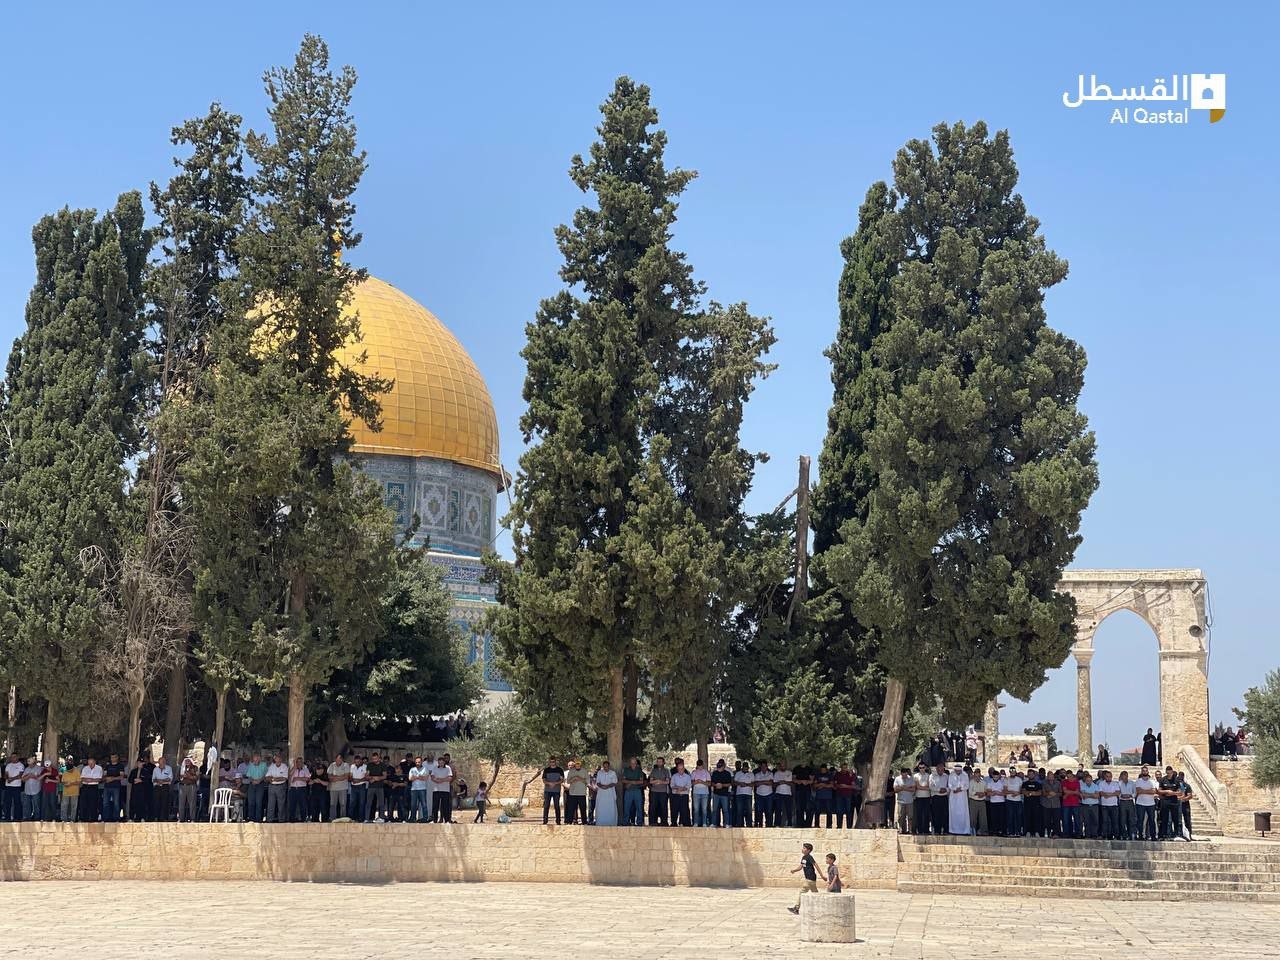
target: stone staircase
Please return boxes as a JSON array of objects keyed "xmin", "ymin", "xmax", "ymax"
[{"xmin": 897, "ymin": 835, "xmax": 1280, "ymax": 901}]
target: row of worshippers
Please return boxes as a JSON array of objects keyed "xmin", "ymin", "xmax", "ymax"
[
  {"xmin": 890, "ymin": 762, "xmax": 1200, "ymax": 840},
  {"xmin": 2, "ymin": 751, "xmax": 196, "ymax": 823},
  {"xmin": 547, "ymin": 757, "xmax": 866, "ymax": 827},
  {"xmin": 1, "ymin": 750, "xmax": 477, "ymax": 824},
  {"xmin": 214, "ymin": 751, "xmax": 475, "ymax": 823}
]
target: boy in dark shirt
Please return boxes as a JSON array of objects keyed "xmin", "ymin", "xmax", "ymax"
[{"xmin": 787, "ymin": 842, "xmax": 819, "ymax": 914}]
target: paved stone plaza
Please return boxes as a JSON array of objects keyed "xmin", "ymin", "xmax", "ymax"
[{"xmin": 1, "ymin": 881, "xmax": 1277, "ymax": 959}]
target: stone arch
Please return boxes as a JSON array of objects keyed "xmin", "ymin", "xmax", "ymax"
[{"xmin": 1058, "ymin": 569, "xmax": 1209, "ymax": 760}]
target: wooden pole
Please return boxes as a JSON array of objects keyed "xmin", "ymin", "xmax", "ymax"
[{"xmin": 786, "ymin": 455, "xmax": 811, "ymax": 627}]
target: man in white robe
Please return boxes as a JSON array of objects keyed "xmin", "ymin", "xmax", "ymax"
[{"xmin": 948, "ymin": 765, "xmax": 971, "ymax": 835}]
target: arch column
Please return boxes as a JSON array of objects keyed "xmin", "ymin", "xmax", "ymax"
[
  {"xmin": 1158, "ymin": 648, "xmax": 1208, "ymax": 756},
  {"xmin": 1074, "ymin": 648, "xmax": 1094, "ymax": 762}
]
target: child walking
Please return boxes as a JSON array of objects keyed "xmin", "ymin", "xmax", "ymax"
[
  {"xmin": 473, "ymin": 782, "xmax": 488, "ymax": 823},
  {"xmin": 825, "ymin": 853, "xmax": 842, "ymax": 892},
  {"xmin": 787, "ymin": 842, "xmax": 819, "ymax": 914}
]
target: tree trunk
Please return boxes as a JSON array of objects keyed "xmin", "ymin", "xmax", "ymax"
[
  {"xmin": 287, "ymin": 571, "xmax": 308, "ymax": 761},
  {"xmin": 287, "ymin": 673, "xmax": 307, "ymax": 762},
  {"xmin": 786, "ymin": 455, "xmax": 811, "ymax": 628},
  {"xmin": 325, "ymin": 709, "xmax": 347, "ymax": 760},
  {"xmin": 163, "ymin": 649, "xmax": 186, "ymax": 761},
  {"xmin": 43, "ymin": 701, "xmax": 57, "ymax": 764},
  {"xmin": 607, "ymin": 665, "xmax": 625, "ymax": 771},
  {"xmin": 212, "ymin": 685, "xmax": 228, "ymax": 758},
  {"xmin": 4, "ymin": 685, "xmax": 16, "ymax": 755},
  {"xmin": 861, "ymin": 677, "xmax": 907, "ymax": 827},
  {"xmin": 125, "ymin": 691, "xmax": 143, "ymax": 812},
  {"xmin": 517, "ymin": 771, "xmax": 541, "ymax": 813},
  {"xmin": 696, "ymin": 731, "xmax": 709, "ymax": 767}
]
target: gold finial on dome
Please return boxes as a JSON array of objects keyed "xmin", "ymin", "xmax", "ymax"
[{"xmin": 337, "ymin": 275, "xmax": 501, "ymax": 484}]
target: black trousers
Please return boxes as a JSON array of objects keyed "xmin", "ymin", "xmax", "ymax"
[
  {"xmin": 670, "ymin": 794, "xmax": 691, "ymax": 826},
  {"xmin": 794, "ymin": 787, "xmax": 811, "ymax": 827},
  {"xmin": 649, "ymin": 792, "xmax": 669, "ymax": 825},
  {"xmin": 542, "ymin": 791, "xmax": 561, "ymax": 824},
  {"xmin": 565, "ymin": 793, "xmax": 587, "ymax": 824},
  {"xmin": 913, "ymin": 797, "xmax": 930, "ymax": 834},
  {"xmin": 1026, "ymin": 801, "xmax": 1043, "ymax": 836},
  {"xmin": 931, "ymin": 795, "xmax": 948, "ymax": 834},
  {"xmin": 989, "ymin": 802, "xmax": 1006, "ymax": 836},
  {"xmin": 153, "ymin": 784, "xmax": 172, "ymax": 821},
  {"xmin": 431, "ymin": 791, "xmax": 452, "ymax": 823},
  {"xmin": 79, "ymin": 785, "xmax": 101, "ymax": 822}
]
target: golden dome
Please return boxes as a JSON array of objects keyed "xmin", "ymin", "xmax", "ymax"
[{"xmin": 336, "ymin": 275, "xmax": 500, "ymax": 480}]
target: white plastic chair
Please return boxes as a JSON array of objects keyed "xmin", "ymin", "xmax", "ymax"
[{"xmin": 209, "ymin": 787, "xmax": 240, "ymax": 823}]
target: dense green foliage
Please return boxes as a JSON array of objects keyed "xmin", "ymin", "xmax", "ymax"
[
  {"xmin": 807, "ymin": 180, "xmax": 900, "ymax": 761},
  {"xmin": 315, "ymin": 542, "xmax": 483, "ymax": 741},
  {"xmin": 745, "ymin": 664, "xmax": 859, "ymax": 765},
  {"xmin": 1239, "ymin": 669, "xmax": 1280, "ymax": 788},
  {"xmin": 184, "ymin": 35, "xmax": 397, "ymax": 757},
  {"xmin": 817, "ymin": 121, "xmax": 1098, "ymax": 793},
  {"xmin": 0, "ymin": 194, "xmax": 151, "ymax": 748},
  {"xmin": 493, "ymin": 78, "xmax": 771, "ymax": 766}
]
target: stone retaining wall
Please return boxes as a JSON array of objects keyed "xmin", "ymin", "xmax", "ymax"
[
  {"xmin": 1211, "ymin": 759, "xmax": 1280, "ymax": 837},
  {"xmin": 0, "ymin": 822, "xmax": 899, "ymax": 888}
]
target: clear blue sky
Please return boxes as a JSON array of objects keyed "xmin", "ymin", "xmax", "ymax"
[{"xmin": 1, "ymin": 4, "xmax": 1274, "ymax": 752}]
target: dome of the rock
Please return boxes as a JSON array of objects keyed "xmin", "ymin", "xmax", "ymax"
[
  {"xmin": 337, "ymin": 273, "xmax": 507, "ymax": 693},
  {"xmin": 336, "ymin": 275, "xmax": 500, "ymax": 480}
]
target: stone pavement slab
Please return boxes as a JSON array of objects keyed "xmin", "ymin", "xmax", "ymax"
[{"xmin": 0, "ymin": 881, "xmax": 1278, "ymax": 959}]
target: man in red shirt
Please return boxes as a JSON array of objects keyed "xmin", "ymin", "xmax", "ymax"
[
  {"xmin": 1060, "ymin": 769, "xmax": 1082, "ymax": 838},
  {"xmin": 835, "ymin": 763, "xmax": 856, "ymax": 829},
  {"xmin": 40, "ymin": 760, "xmax": 59, "ymax": 821}
]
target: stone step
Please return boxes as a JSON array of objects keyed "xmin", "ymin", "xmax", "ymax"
[
  {"xmin": 896, "ymin": 879, "xmax": 1280, "ymax": 902},
  {"xmin": 901, "ymin": 853, "xmax": 1280, "ymax": 872},
  {"xmin": 900, "ymin": 871, "xmax": 1277, "ymax": 893},
  {"xmin": 896, "ymin": 844, "xmax": 1274, "ymax": 870},
  {"xmin": 899, "ymin": 837, "xmax": 1260, "ymax": 857},
  {"xmin": 899, "ymin": 844, "xmax": 1280, "ymax": 860},
  {"xmin": 903, "ymin": 862, "xmax": 1278, "ymax": 882}
]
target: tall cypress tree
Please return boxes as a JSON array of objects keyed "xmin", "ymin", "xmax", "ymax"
[
  {"xmin": 808, "ymin": 182, "xmax": 898, "ymax": 764},
  {"xmin": 186, "ymin": 35, "xmax": 394, "ymax": 760},
  {"xmin": 647, "ymin": 302, "xmax": 774, "ymax": 755},
  {"xmin": 148, "ymin": 104, "xmax": 250, "ymax": 758},
  {"xmin": 0, "ymin": 193, "xmax": 151, "ymax": 754},
  {"xmin": 819, "ymin": 122, "xmax": 1098, "ymax": 820},
  {"xmin": 496, "ymin": 79, "xmax": 771, "ymax": 769}
]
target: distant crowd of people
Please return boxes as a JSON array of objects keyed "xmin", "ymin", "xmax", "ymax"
[
  {"xmin": 0, "ymin": 749, "xmax": 484, "ymax": 824},
  {"xmin": 889, "ymin": 761, "xmax": 1200, "ymax": 841},
  {"xmin": 539, "ymin": 756, "xmax": 865, "ymax": 828},
  {"xmin": 1211, "ymin": 724, "xmax": 1248, "ymax": 758}
]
